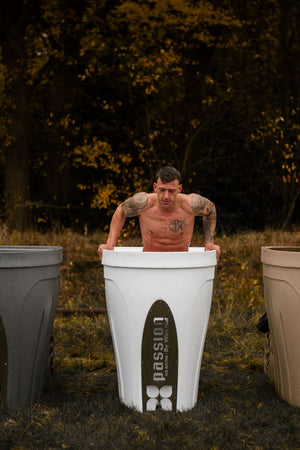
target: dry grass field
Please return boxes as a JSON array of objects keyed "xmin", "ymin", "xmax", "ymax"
[{"xmin": 1, "ymin": 226, "xmax": 300, "ymax": 449}]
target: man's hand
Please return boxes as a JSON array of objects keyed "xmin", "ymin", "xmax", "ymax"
[
  {"xmin": 205, "ymin": 242, "xmax": 221, "ymax": 262},
  {"xmin": 98, "ymin": 244, "xmax": 115, "ymax": 260}
]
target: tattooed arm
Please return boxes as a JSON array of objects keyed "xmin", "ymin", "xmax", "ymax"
[
  {"xmin": 190, "ymin": 193, "xmax": 217, "ymax": 242},
  {"xmin": 98, "ymin": 193, "xmax": 148, "ymax": 258},
  {"xmin": 121, "ymin": 192, "xmax": 149, "ymax": 217},
  {"xmin": 190, "ymin": 194, "xmax": 220, "ymax": 261}
]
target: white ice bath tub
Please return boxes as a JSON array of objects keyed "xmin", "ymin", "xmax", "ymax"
[{"xmin": 102, "ymin": 247, "xmax": 216, "ymax": 412}]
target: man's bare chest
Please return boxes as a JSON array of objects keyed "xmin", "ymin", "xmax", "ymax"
[{"xmin": 140, "ymin": 210, "xmax": 194, "ymax": 236}]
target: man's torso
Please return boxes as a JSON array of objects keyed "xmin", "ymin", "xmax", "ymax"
[{"xmin": 139, "ymin": 193, "xmax": 195, "ymax": 252}]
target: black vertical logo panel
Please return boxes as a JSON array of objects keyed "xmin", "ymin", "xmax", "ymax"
[{"xmin": 142, "ymin": 300, "xmax": 178, "ymax": 411}]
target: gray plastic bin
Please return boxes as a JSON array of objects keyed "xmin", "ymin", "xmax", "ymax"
[{"xmin": 0, "ymin": 246, "xmax": 62, "ymax": 408}]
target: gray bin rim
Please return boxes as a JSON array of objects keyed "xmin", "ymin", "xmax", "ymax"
[
  {"xmin": 261, "ymin": 246, "xmax": 300, "ymax": 268},
  {"xmin": 0, "ymin": 245, "xmax": 63, "ymax": 268}
]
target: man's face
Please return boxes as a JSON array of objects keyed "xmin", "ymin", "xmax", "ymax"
[{"xmin": 153, "ymin": 178, "xmax": 182, "ymax": 209}]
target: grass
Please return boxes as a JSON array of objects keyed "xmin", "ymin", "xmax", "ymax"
[{"xmin": 1, "ymin": 226, "xmax": 300, "ymax": 449}]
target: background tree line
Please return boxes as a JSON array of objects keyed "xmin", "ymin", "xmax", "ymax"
[{"xmin": 0, "ymin": 0, "xmax": 299, "ymax": 233}]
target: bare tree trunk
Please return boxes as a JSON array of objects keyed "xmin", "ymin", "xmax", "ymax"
[
  {"xmin": 4, "ymin": 84, "xmax": 31, "ymax": 231},
  {"xmin": 0, "ymin": 1, "xmax": 38, "ymax": 230}
]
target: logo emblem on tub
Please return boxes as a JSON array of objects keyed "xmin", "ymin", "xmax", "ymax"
[{"xmin": 142, "ymin": 300, "xmax": 178, "ymax": 411}]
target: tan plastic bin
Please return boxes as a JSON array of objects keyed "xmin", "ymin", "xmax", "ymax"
[{"xmin": 261, "ymin": 246, "xmax": 300, "ymax": 406}]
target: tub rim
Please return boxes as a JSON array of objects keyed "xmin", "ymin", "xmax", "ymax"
[
  {"xmin": 102, "ymin": 246, "xmax": 216, "ymax": 269},
  {"xmin": 0, "ymin": 246, "xmax": 63, "ymax": 268},
  {"xmin": 261, "ymin": 246, "xmax": 300, "ymax": 268}
]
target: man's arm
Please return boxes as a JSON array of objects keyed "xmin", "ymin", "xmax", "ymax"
[
  {"xmin": 98, "ymin": 192, "xmax": 148, "ymax": 258},
  {"xmin": 190, "ymin": 194, "xmax": 220, "ymax": 261}
]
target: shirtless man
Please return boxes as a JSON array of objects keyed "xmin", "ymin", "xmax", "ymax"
[{"xmin": 98, "ymin": 166, "xmax": 220, "ymax": 260}]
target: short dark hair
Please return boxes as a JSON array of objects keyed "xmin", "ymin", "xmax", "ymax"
[{"xmin": 155, "ymin": 166, "xmax": 181, "ymax": 184}]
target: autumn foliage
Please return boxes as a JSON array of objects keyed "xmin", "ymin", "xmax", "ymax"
[{"xmin": 0, "ymin": 0, "xmax": 299, "ymax": 231}]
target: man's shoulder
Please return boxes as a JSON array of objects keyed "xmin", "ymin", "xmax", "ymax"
[
  {"xmin": 132, "ymin": 192, "xmax": 156, "ymax": 210},
  {"xmin": 145, "ymin": 192, "xmax": 156, "ymax": 203},
  {"xmin": 179, "ymin": 193, "xmax": 205, "ymax": 215},
  {"xmin": 178, "ymin": 192, "xmax": 198, "ymax": 205}
]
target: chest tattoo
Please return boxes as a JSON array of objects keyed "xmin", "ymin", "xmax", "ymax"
[{"xmin": 169, "ymin": 219, "xmax": 187, "ymax": 233}]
